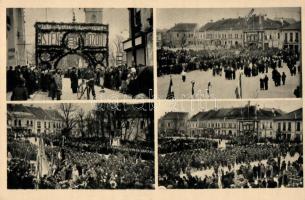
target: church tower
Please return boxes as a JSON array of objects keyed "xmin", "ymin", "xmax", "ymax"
[{"xmin": 84, "ymin": 8, "xmax": 103, "ymax": 23}]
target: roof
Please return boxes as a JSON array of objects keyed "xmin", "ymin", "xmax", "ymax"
[
  {"xmin": 44, "ymin": 109, "xmax": 64, "ymax": 121},
  {"xmin": 199, "ymin": 16, "xmax": 290, "ymax": 32},
  {"xmin": 199, "ymin": 18, "xmax": 245, "ymax": 31},
  {"xmin": 162, "ymin": 112, "xmax": 188, "ymax": 120},
  {"xmin": 169, "ymin": 23, "xmax": 198, "ymax": 32},
  {"xmin": 282, "ymin": 21, "xmax": 301, "ymax": 30},
  {"xmin": 7, "ymin": 104, "xmax": 63, "ymax": 121},
  {"xmin": 274, "ymin": 108, "xmax": 302, "ymax": 120},
  {"xmin": 25, "ymin": 106, "xmax": 52, "ymax": 120},
  {"xmin": 191, "ymin": 106, "xmax": 285, "ymax": 120}
]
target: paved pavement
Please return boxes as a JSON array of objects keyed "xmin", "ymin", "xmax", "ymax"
[{"xmin": 158, "ymin": 64, "xmax": 300, "ymax": 99}]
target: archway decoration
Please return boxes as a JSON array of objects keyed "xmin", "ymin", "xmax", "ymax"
[{"xmin": 35, "ymin": 22, "xmax": 109, "ymax": 69}]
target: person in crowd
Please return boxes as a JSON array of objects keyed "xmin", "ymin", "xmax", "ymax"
[
  {"xmin": 70, "ymin": 67, "xmax": 79, "ymax": 94},
  {"xmin": 54, "ymin": 69, "xmax": 63, "ymax": 100},
  {"xmin": 84, "ymin": 67, "xmax": 96, "ymax": 100},
  {"xmin": 264, "ymin": 75, "xmax": 269, "ymax": 91},
  {"xmin": 11, "ymin": 79, "xmax": 28, "ymax": 101},
  {"xmin": 282, "ymin": 72, "xmax": 286, "ymax": 86}
]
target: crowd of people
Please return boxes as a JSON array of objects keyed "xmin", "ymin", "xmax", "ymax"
[
  {"xmin": 158, "ymin": 48, "xmax": 301, "ymax": 97},
  {"xmin": 157, "ymin": 48, "xmax": 300, "ymax": 77},
  {"xmin": 159, "ymin": 140, "xmax": 303, "ymax": 189},
  {"xmin": 159, "ymin": 138, "xmax": 218, "ymax": 154},
  {"xmin": 7, "ymin": 137, "xmax": 155, "ymax": 189},
  {"xmin": 7, "ymin": 64, "xmax": 153, "ymax": 100}
]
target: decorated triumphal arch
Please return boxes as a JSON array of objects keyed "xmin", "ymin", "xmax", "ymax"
[{"xmin": 35, "ymin": 22, "xmax": 109, "ymax": 69}]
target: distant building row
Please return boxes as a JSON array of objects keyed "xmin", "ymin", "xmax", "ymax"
[
  {"xmin": 159, "ymin": 106, "xmax": 303, "ymax": 141},
  {"xmin": 157, "ymin": 15, "xmax": 301, "ymax": 53},
  {"xmin": 7, "ymin": 104, "xmax": 153, "ymax": 142},
  {"xmin": 7, "ymin": 104, "xmax": 64, "ymax": 135}
]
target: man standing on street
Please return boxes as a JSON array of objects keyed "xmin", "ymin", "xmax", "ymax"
[
  {"xmin": 70, "ymin": 67, "xmax": 79, "ymax": 94},
  {"xmin": 264, "ymin": 75, "xmax": 269, "ymax": 91}
]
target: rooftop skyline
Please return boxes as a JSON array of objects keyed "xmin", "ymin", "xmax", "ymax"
[
  {"xmin": 157, "ymin": 8, "xmax": 301, "ymax": 30},
  {"xmin": 156, "ymin": 100, "xmax": 302, "ymax": 119}
]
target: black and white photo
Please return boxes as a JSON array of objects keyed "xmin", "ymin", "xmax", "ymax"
[
  {"xmin": 7, "ymin": 103, "xmax": 154, "ymax": 189},
  {"xmin": 6, "ymin": 8, "xmax": 153, "ymax": 101},
  {"xmin": 157, "ymin": 8, "xmax": 301, "ymax": 99},
  {"xmin": 158, "ymin": 100, "xmax": 303, "ymax": 188}
]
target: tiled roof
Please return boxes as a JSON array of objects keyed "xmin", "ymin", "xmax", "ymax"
[
  {"xmin": 282, "ymin": 22, "xmax": 301, "ymax": 30},
  {"xmin": 199, "ymin": 16, "xmax": 290, "ymax": 31},
  {"xmin": 162, "ymin": 112, "xmax": 188, "ymax": 120},
  {"xmin": 44, "ymin": 109, "xmax": 64, "ymax": 121},
  {"xmin": 191, "ymin": 106, "xmax": 285, "ymax": 120},
  {"xmin": 169, "ymin": 23, "xmax": 198, "ymax": 32},
  {"xmin": 7, "ymin": 104, "xmax": 63, "ymax": 121},
  {"xmin": 274, "ymin": 108, "xmax": 302, "ymax": 120}
]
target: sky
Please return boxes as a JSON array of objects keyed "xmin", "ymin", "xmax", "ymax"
[
  {"xmin": 24, "ymin": 8, "xmax": 129, "ymax": 57},
  {"xmin": 156, "ymin": 100, "xmax": 303, "ymax": 119},
  {"xmin": 157, "ymin": 8, "xmax": 301, "ymax": 29}
]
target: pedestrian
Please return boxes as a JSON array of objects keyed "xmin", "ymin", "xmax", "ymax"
[
  {"xmin": 235, "ymin": 86, "xmax": 240, "ymax": 99},
  {"xmin": 11, "ymin": 79, "xmax": 28, "ymax": 101},
  {"xmin": 191, "ymin": 81, "xmax": 195, "ymax": 98},
  {"xmin": 281, "ymin": 72, "xmax": 286, "ymax": 85},
  {"xmin": 54, "ymin": 69, "xmax": 62, "ymax": 100},
  {"xmin": 259, "ymin": 74, "xmax": 264, "ymax": 90},
  {"xmin": 181, "ymin": 70, "xmax": 186, "ymax": 82},
  {"xmin": 84, "ymin": 67, "xmax": 96, "ymax": 100},
  {"xmin": 264, "ymin": 75, "xmax": 269, "ymax": 90},
  {"xmin": 70, "ymin": 67, "xmax": 78, "ymax": 94}
]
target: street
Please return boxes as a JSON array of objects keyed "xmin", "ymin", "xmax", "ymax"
[
  {"xmin": 157, "ymin": 64, "xmax": 300, "ymax": 99},
  {"xmin": 7, "ymin": 78, "xmax": 132, "ymax": 100}
]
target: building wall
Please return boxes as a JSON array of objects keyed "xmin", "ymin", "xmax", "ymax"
[
  {"xmin": 282, "ymin": 30, "xmax": 301, "ymax": 53},
  {"xmin": 264, "ymin": 30, "xmax": 282, "ymax": 48},
  {"xmin": 84, "ymin": 8, "xmax": 103, "ymax": 23},
  {"xmin": 6, "ymin": 8, "xmax": 26, "ymax": 67},
  {"xmin": 274, "ymin": 120, "xmax": 302, "ymax": 141}
]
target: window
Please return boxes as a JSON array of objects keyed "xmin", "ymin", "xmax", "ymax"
[
  {"xmin": 167, "ymin": 122, "xmax": 170, "ymax": 128},
  {"xmin": 14, "ymin": 119, "xmax": 17, "ymax": 126},
  {"xmin": 44, "ymin": 122, "xmax": 47, "ymax": 128},
  {"xmin": 295, "ymin": 32, "xmax": 299, "ymax": 42},
  {"xmin": 285, "ymin": 33, "xmax": 288, "ymax": 41},
  {"xmin": 278, "ymin": 33, "xmax": 280, "ymax": 39},
  {"xmin": 296, "ymin": 122, "xmax": 301, "ymax": 131},
  {"xmin": 177, "ymin": 33, "xmax": 179, "ymax": 37},
  {"xmin": 269, "ymin": 35, "xmax": 272, "ymax": 40},
  {"xmin": 270, "ymin": 122, "xmax": 272, "ymax": 129},
  {"xmin": 91, "ymin": 14, "xmax": 97, "ymax": 23},
  {"xmin": 290, "ymin": 32, "xmax": 293, "ymax": 42},
  {"xmin": 278, "ymin": 122, "xmax": 281, "ymax": 131},
  {"xmin": 283, "ymin": 122, "xmax": 286, "ymax": 131},
  {"xmin": 18, "ymin": 120, "xmax": 21, "ymax": 127},
  {"xmin": 288, "ymin": 122, "xmax": 291, "ymax": 131}
]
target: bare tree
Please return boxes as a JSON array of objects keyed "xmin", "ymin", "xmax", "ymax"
[{"xmin": 58, "ymin": 103, "xmax": 78, "ymax": 136}]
